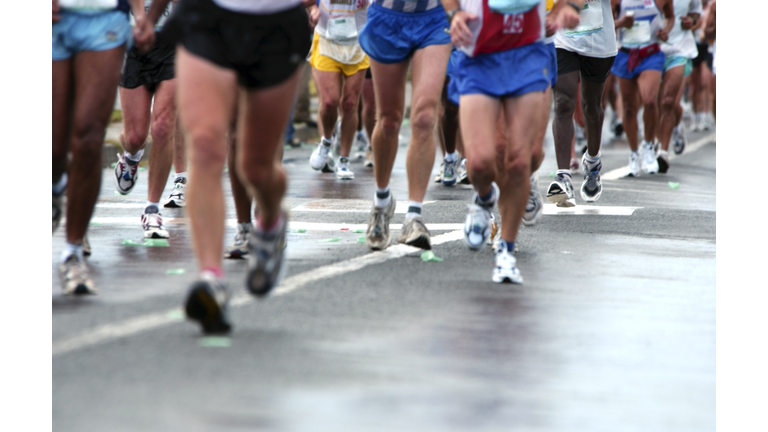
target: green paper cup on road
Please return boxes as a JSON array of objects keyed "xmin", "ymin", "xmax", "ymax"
[{"xmin": 421, "ymin": 251, "xmax": 443, "ymax": 262}]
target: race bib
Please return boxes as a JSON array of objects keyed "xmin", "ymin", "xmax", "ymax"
[
  {"xmin": 326, "ymin": 15, "xmax": 358, "ymax": 42},
  {"xmin": 60, "ymin": 0, "xmax": 118, "ymax": 10},
  {"xmin": 318, "ymin": 36, "xmax": 366, "ymax": 65},
  {"xmin": 488, "ymin": 0, "xmax": 540, "ymax": 14},
  {"xmin": 623, "ymin": 20, "xmax": 651, "ymax": 45},
  {"xmin": 565, "ymin": 0, "xmax": 603, "ymax": 37}
]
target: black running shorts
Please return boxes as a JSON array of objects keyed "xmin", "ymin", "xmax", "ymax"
[
  {"xmin": 556, "ymin": 48, "xmax": 615, "ymax": 83},
  {"xmin": 120, "ymin": 30, "xmax": 175, "ymax": 93},
  {"xmin": 169, "ymin": 0, "xmax": 311, "ymax": 90},
  {"xmin": 692, "ymin": 42, "xmax": 711, "ymax": 68}
]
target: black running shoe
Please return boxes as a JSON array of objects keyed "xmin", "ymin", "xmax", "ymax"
[
  {"xmin": 247, "ymin": 211, "xmax": 288, "ymax": 297},
  {"xmin": 185, "ymin": 273, "xmax": 232, "ymax": 334}
]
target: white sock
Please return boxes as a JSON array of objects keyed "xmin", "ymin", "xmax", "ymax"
[
  {"xmin": 175, "ymin": 172, "xmax": 187, "ymax": 180},
  {"xmin": 321, "ymin": 137, "xmax": 332, "ymax": 147},
  {"xmin": 374, "ymin": 186, "xmax": 391, "ymax": 208},
  {"xmin": 125, "ymin": 149, "xmax": 143, "ymax": 163},
  {"xmin": 405, "ymin": 201, "xmax": 422, "ymax": 220},
  {"xmin": 145, "ymin": 202, "xmax": 159, "ymax": 212},
  {"xmin": 61, "ymin": 242, "xmax": 84, "ymax": 263},
  {"xmin": 444, "ymin": 151, "xmax": 458, "ymax": 163}
]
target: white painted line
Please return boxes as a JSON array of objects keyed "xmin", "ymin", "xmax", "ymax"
[
  {"xmin": 291, "ymin": 199, "xmax": 436, "ymax": 214},
  {"xmin": 542, "ymin": 204, "xmax": 640, "ymax": 215},
  {"xmin": 52, "ymin": 230, "xmax": 463, "ymax": 357},
  {"xmin": 602, "ymin": 133, "xmax": 715, "ymax": 181}
]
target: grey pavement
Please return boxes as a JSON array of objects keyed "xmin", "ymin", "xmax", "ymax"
[{"xmin": 54, "ymin": 107, "xmax": 716, "ymax": 431}]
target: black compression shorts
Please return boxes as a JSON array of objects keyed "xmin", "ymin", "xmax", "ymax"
[{"xmin": 556, "ymin": 48, "xmax": 615, "ymax": 83}]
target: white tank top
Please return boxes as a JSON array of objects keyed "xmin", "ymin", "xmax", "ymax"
[
  {"xmin": 554, "ymin": 0, "xmax": 617, "ymax": 58},
  {"xmin": 212, "ymin": 0, "xmax": 303, "ymax": 14},
  {"xmin": 316, "ymin": 0, "xmax": 369, "ymax": 43},
  {"xmin": 617, "ymin": 0, "xmax": 664, "ymax": 49},
  {"xmin": 130, "ymin": 0, "xmax": 174, "ymax": 29},
  {"xmin": 661, "ymin": 0, "xmax": 702, "ymax": 59}
]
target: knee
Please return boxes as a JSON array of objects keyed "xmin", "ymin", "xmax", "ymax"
[
  {"xmin": 660, "ymin": 94, "xmax": 677, "ymax": 112},
  {"xmin": 340, "ymin": 95, "xmax": 358, "ymax": 114},
  {"xmin": 468, "ymin": 153, "xmax": 496, "ymax": 179},
  {"xmin": 377, "ymin": 111, "xmax": 403, "ymax": 135},
  {"xmin": 238, "ymin": 159, "xmax": 276, "ymax": 188},
  {"xmin": 554, "ymin": 94, "xmax": 576, "ymax": 118},
  {"xmin": 410, "ymin": 106, "xmax": 437, "ymax": 133},
  {"xmin": 150, "ymin": 116, "xmax": 174, "ymax": 145},
  {"xmin": 71, "ymin": 122, "xmax": 106, "ymax": 155},
  {"xmin": 582, "ymin": 100, "xmax": 604, "ymax": 120},
  {"xmin": 320, "ymin": 97, "xmax": 340, "ymax": 116},
  {"xmin": 188, "ymin": 129, "xmax": 226, "ymax": 171},
  {"xmin": 503, "ymin": 152, "xmax": 530, "ymax": 179}
]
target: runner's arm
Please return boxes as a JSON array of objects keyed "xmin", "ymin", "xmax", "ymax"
[{"xmin": 704, "ymin": 0, "xmax": 715, "ymax": 39}]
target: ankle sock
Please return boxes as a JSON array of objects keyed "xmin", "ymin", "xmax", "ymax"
[
  {"xmin": 61, "ymin": 241, "xmax": 83, "ymax": 263},
  {"xmin": 145, "ymin": 202, "xmax": 159, "ymax": 212},
  {"xmin": 125, "ymin": 149, "xmax": 143, "ymax": 164},
  {"xmin": 321, "ymin": 137, "xmax": 332, "ymax": 147},
  {"xmin": 175, "ymin": 172, "xmax": 187, "ymax": 181},
  {"xmin": 444, "ymin": 151, "xmax": 458, "ymax": 163},
  {"xmin": 405, "ymin": 201, "xmax": 422, "ymax": 220},
  {"xmin": 374, "ymin": 186, "xmax": 391, "ymax": 208}
]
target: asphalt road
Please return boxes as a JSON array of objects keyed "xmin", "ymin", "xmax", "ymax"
[{"xmin": 53, "ymin": 114, "xmax": 716, "ymax": 432}]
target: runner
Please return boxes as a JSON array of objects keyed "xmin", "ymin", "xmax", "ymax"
[
  {"xmin": 360, "ymin": 0, "xmax": 453, "ymax": 251},
  {"xmin": 360, "ymin": 68, "xmax": 377, "ymax": 167},
  {"xmin": 446, "ymin": 0, "xmax": 580, "ymax": 283},
  {"xmin": 438, "ymin": 48, "xmax": 464, "ymax": 187},
  {"xmin": 53, "ymin": 0, "xmax": 141, "ymax": 294},
  {"xmin": 611, "ymin": 0, "xmax": 674, "ymax": 177},
  {"xmin": 138, "ymin": 0, "xmax": 312, "ymax": 333},
  {"xmin": 116, "ymin": 0, "xmax": 187, "ymax": 240},
  {"xmin": 688, "ymin": 0, "xmax": 712, "ymax": 133},
  {"xmin": 549, "ymin": 0, "xmax": 618, "ymax": 206},
  {"xmin": 307, "ymin": 0, "xmax": 369, "ymax": 180},
  {"xmin": 655, "ymin": 0, "xmax": 701, "ymax": 173},
  {"xmin": 704, "ymin": 0, "xmax": 714, "ymax": 120}
]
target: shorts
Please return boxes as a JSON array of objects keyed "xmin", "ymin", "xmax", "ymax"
[
  {"xmin": 455, "ymin": 42, "xmax": 552, "ymax": 100},
  {"xmin": 610, "ymin": 49, "xmax": 664, "ymax": 79},
  {"xmin": 52, "ymin": 10, "xmax": 132, "ymax": 61},
  {"xmin": 309, "ymin": 32, "xmax": 370, "ymax": 76},
  {"xmin": 445, "ymin": 49, "xmax": 461, "ymax": 106},
  {"xmin": 546, "ymin": 42, "xmax": 558, "ymax": 88},
  {"xmin": 365, "ymin": 68, "xmax": 372, "ymax": 79},
  {"xmin": 556, "ymin": 48, "xmax": 615, "ymax": 83},
  {"xmin": 663, "ymin": 56, "xmax": 693, "ymax": 77},
  {"xmin": 359, "ymin": 3, "xmax": 451, "ymax": 65},
  {"xmin": 120, "ymin": 30, "xmax": 176, "ymax": 92},
  {"xmin": 692, "ymin": 42, "xmax": 711, "ymax": 68},
  {"xmin": 170, "ymin": 0, "xmax": 311, "ymax": 90}
]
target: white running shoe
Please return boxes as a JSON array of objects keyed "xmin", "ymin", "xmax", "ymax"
[
  {"xmin": 355, "ymin": 130, "xmax": 368, "ymax": 151},
  {"xmin": 164, "ymin": 177, "xmax": 187, "ymax": 208},
  {"xmin": 114, "ymin": 150, "xmax": 143, "ymax": 195},
  {"xmin": 464, "ymin": 204, "xmax": 492, "ymax": 251},
  {"xmin": 224, "ymin": 222, "xmax": 251, "ymax": 259},
  {"xmin": 457, "ymin": 158, "xmax": 470, "ymax": 184},
  {"xmin": 364, "ymin": 145, "xmax": 374, "ymax": 167},
  {"xmin": 628, "ymin": 151, "xmax": 641, "ymax": 177},
  {"xmin": 142, "ymin": 205, "xmax": 169, "ymax": 239},
  {"xmin": 441, "ymin": 157, "xmax": 459, "ymax": 186},
  {"xmin": 523, "ymin": 171, "xmax": 544, "ymax": 225},
  {"xmin": 336, "ymin": 157, "xmax": 354, "ymax": 180},
  {"xmin": 574, "ymin": 123, "xmax": 587, "ymax": 154},
  {"xmin": 547, "ymin": 172, "xmax": 576, "ymax": 207},
  {"xmin": 59, "ymin": 254, "xmax": 97, "ymax": 295},
  {"xmin": 434, "ymin": 161, "xmax": 444, "ymax": 183},
  {"xmin": 310, "ymin": 141, "xmax": 333, "ymax": 171},
  {"xmin": 641, "ymin": 140, "xmax": 659, "ymax": 174},
  {"xmin": 492, "ymin": 241, "xmax": 523, "ymax": 284},
  {"xmin": 673, "ymin": 124, "xmax": 687, "ymax": 155}
]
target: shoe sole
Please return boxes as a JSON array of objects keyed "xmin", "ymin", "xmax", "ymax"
[
  {"xmin": 403, "ymin": 234, "xmax": 431, "ymax": 250},
  {"xmin": 547, "ymin": 189, "xmax": 575, "ymax": 207},
  {"xmin": 657, "ymin": 156, "xmax": 669, "ymax": 174},
  {"xmin": 246, "ymin": 254, "xmax": 288, "ymax": 298},
  {"xmin": 144, "ymin": 231, "xmax": 170, "ymax": 239},
  {"xmin": 493, "ymin": 274, "xmax": 524, "ymax": 284},
  {"xmin": 441, "ymin": 178, "xmax": 457, "ymax": 186},
  {"xmin": 66, "ymin": 282, "xmax": 97, "ymax": 296},
  {"xmin": 224, "ymin": 249, "xmax": 248, "ymax": 259},
  {"xmin": 337, "ymin": 174, "xmax": 355, "ymax": 180},
  {"xmin": 164, "ymin": 201, "xmax": 185, "ymax": 208},
  {"xmin": 522, "ymin": 209, "xmax": 543, "ymax": 226},
  {"xmin": 185, "ymin": 284, "xmax": 231, "ymax": 334}
]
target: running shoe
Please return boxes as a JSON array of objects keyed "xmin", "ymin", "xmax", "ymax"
[
  {"xmin": 247, "ymin": 211, "xmax": 289, "ymax": 297},
  {"xmin": 364, "ymin": 145, "xmax": 374, "ymax": 167},
  {"xmin": 673, "ymin": 124, "xmax": 687, "ymax": 155},
  {"xmin": 164, "ymin": 177, "xmax": 187, "ymax": 208},
  {"xmin": 397, "ymin": 217, "xmax": 431, "ymax": 250},
  {"xmin": 523, "ymin": 171, "xmax": 544, "ymax": 225},
  {"xmin": 224, "ymin": 223, "xmax": 251, "ymax": 259},
  {"xmin": 492, "ymin": 241, "xmax": 523, "ymax": 284},
  {"xmin": 434, "ymin": 161, "xmax": 444, "ymax": 183},
  {"xmin": 59, "ymin": 254, "xmax": 97, "ymax": 295},
  {"xmin": 336, "ymin": 157, "xmax": 355, "ymax": 180},
  {"xmin": 355, "ymin": 130, "xmax": 368, "ymax": 152},
  {"xmin": 114, "ymin": 150, "xmax": 142, "ymax": 195},
  {"xmin": 310, "ymin": 142, "xmax": 333, "ymax": 171},
  {"xmin": 142, "ymin": 205, "xmax": 169, "ymax": 239},
  {"xmin": 458, "ymin": 158, "xmax": 470, "ymax": 184},
  {"xmin": 614, "ymin": 120, "xmax": 624, "ymax": 138},
  {"xmin": 641, "ymin": 141, "xmax": 659, "ymax": 174},
  {"xmin": 441, "ymin": 157, "xmax": 459, "ymax": 186},
  {"xmin": 488, "ymin": 213, "xmax": 500, "ymax": 245},
  {"xmin": 547, "ymin": 172, "xmax": 576, "ymax": 207},
  {"xmin": 366, "ymin": 195, "xmax": 396, "ymax": 250},
  {"xmin": 83, "ymin": 233, "xmax": 91, "ymax": 256},
  {"xmin": 184, "ymin": 271, "xmax": 231, "ymax": 334},
  {"xmin": 464, "ymin": 204, "xmax": 492, "ymax": 251},
  {"xmin": 570, "ymin": 157, "xmax": 580, "ymax": 174},
  {"xmin": 628, "ymin": 152, "xmax": 641, "ymax": 177},
  {"xmin": 657, "ymin": 150, "xmax": 670, "ymax": 174},
  {"xmin": 580, "ymin": 154, "xmax": 603, "ymax": 202}
]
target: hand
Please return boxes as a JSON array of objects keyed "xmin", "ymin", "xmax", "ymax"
[
  {"xmin": 449, "ymin": 10, "xmax": 477, "ymax": 48},
  {"xmin": 133, "ymin": 15, "xmax": 156, "ymax": 53},
  {"xmin": 547, "ymin": 5, "xmax": 581, "ymax": 32},
  {"xmin": 657, "ymin": 28, "xmax": 669, "ymax": 42},
  {"xmin": 53, "ymin": 0, "xmax": 61, "ymax": 24},
  {"xmin": 309, "ymin": 6, "xmax": 320, "ymax": 28},
  {"xmin": 680, "ymin": 16, "xmax": 693, "ymax": 30},
  {"xmin": 618, "ymin": 15, "xmax": 635, "ymax": 29}
]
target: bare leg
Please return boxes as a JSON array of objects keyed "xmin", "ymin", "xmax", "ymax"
[
  {"xmin": 338, "ymin": 70, "xmax": 366, "ymax": 158},
  {"xmin": 369, "ymin": 59, "xmax": 409, "ymax": 189},
  {"xmin": 147, "ymin": 79, "xmax": 177, "ymax": 203},
  {"xmin": 657, "ymin": 65, "xmax": 685, "ymax": 152},
  {"xmin": 553, "ymin": 71, "xmax": 579, "ymax": 169}
]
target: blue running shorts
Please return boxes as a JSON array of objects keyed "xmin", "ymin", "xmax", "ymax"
[
  {"xmin": 546, "ymin": 41, "xmax": 558, "ymax": 88},
  {"xmin": 52, "ymin": 10, "xmax": 132, "ymax": 61},
  {"xmin": 455, "ymin": 42, "xmax": 552, "ymax": 100},
  {"xmin": 446, "ymin": 49, "xmax": 461, "ymax": 106},
  {"xmin": 610, "ymin": 49, "xmax": 665, "ymax": 80},
  {"xmin": 359, "ymin": 3, "xmax": 451, "ymax": 64}
]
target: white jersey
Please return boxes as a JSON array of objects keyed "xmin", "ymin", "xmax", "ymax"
[
  {"xmin": 130, "ymin": 0, "xmax": 175, "ymax": 29},
  {"xmin": 554, "ymin": 0, "xmax": 617, "ymax": 58},
  {"xmin": 212, "ymin": 0, "xmax": 303, "ymax": 14},
  {"xmin": 661, "ymin": 0, "xmax": 702, "ymax": 58},
  {"xmin": 617, "ymin": 0, "xmax": 664, "ymax": 49},
  {"xmin": 316, "ymin": 0, "xmax": 369, "ymax": 44}
]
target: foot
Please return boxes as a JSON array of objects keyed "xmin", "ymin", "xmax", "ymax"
[
  {"xmin": 641, "ymin": 141, "xmax": 659, "ymax": 174},
  {"xmin": 441, "ymin": 157, "xmax": 459, "ymax": 186},
  {"xmin": 310, "ymin": 141, "xmax": 333, "ymax": 171},
  {"xmin": 434, "ymin": 161, "xmax": 444, "ymax": 183},
  {"xmin": 142, "ymin": 205, "xmax": 169, "ymax": 239},
  {"xmin": 492, "ymin": 241, "xmax": 523, "ymax": 284},
  {"xmin": 164, "ymin": 177, "xmax": 187, "ymax": 208},
  {"xmin": 364, "ymin": 145, "xmax": 374, "ymax": 168},
  {"xmin": 224, "ymin": 222, "xmax": 251, "ymax": 259},
  {"xmin": 247, "ymin": 211, "xmax": 289, "ymax": 297},
  {"xmin": 83, "ymin": 233, "xmax": 92, "ymax": 256},
  {"xmin": 657, "ymin": 150, "xmax": 670, "ymax": 174},
  {"xmin": 397, "ymin": 217, "xmax": 431, "ymax": 250},
  {"xmin": 114, "ymin": 151, "xmax": 142, "ymax": 195},
  {"xmin": 336, "ymin": 157, "xmax": 355, "ymax": 180},
  {"xmin": 59, "ymin": 254, "xmax": 97, "ymax": 295},
  {"xmin": 547, "ymin": 172, "xmax": 576, "ymax": 207},
  {"xmin": 580, "ymin": 154, "xmax": 603, "ymax": 202},
  {"xmin": 184, "ymin": 272, "xmax": 232, "ymax": 334},
  {"xmin": 673, "ymin": 125, "xmax": 687, "ymax": 155},
  {"xmin": 569, "ymin": 157, "xmax": 580, "ymax": 175},
  {"xmin": 627, "ymin": 152, "xmax": 641, "ymax": 177},
  {"xmin": 366, "ymin": 195, "xmax": 396, "ymax": 250},
  {"xmin": 457, "ymin": 158, "xmax": 470, "ymax": 184},
  {"xmin": 523, "ymin": 171, "xmax": 544, "ymax": 225},
  {"xmin": 355, "ymin": 130, "xmax": 368, "ymax": 152}
]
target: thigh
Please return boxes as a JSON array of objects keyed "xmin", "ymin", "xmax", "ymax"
[
  {"xmin": 71, "ymin": 46, "xmax": 125, "ymax": 141},
  {"xmin": 369, "ymin": 58, "xmax": 409, "ymax": 119},
  {"xmin": 152, "ymin": 79, "xmax": 178, "ymax": 126},
  {"xmin": 410, "ymin": 43, "xmax": 451, "ymax": 113},
  {"xmin": 460, "ymin": 94, "xmax": 501, "ymax": 161},
  {"xmin": 341, "ymin": 69, "xmax": 366, "ymax": 104},
  {"xmin": 503, "ymin": 91, "xmax": 548, "ymax": 156},
  {"xmin": 314, "ymin": 69, "xmax": 343, "ymax": 103},
  {"xmin": 659, "ymin": 66, "xmax": 684, "ymax": 103},
  {"xmin": 619, "ymin": 77, "xmax": 640, "ymax": 111},
  {"xmin": 636, "ymin": 70, "xmax": 662, "ymax": 105},
  {"xmin": 53, "ymin": 59, "xmax": 73, "ymax": 152}
]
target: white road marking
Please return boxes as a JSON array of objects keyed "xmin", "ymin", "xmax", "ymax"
[
  {"xmin": 52, "ymin": 231, "xmax": 463, "ymax": 357},
  {"xmin": 291, "ymin": 199, "xmax": 436, "ymax": 214},
  {"xmin": 602, "ymin": 133, "xmax": 715, "ymax": 181}
]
